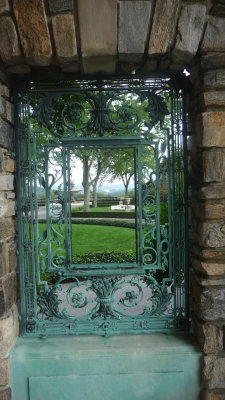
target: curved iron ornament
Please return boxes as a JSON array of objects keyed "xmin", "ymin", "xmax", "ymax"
[
  {"xmin": 32, "ymin": 89, "xmax": 169, "ymax": 139},
  {"xmin": 37, "ymin": 274, "xmax": 173, "ymax": 334}
]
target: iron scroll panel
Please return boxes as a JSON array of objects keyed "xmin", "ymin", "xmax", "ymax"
[{"xmin": 15, "ymin": 76, "xmax": 189, "ymax": 336}]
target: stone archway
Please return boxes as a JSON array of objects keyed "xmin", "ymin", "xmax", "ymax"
[{"xmin": 1, "ymin": 1, "xmax": 225, "ymax": 398}]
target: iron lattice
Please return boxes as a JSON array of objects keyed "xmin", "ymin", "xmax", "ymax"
[{"xmin": 15, "ymin": 75, "xmax": 189, "ymax": 336}]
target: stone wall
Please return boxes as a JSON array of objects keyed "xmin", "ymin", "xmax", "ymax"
[
  {"xmin": 0, "ymin": 76, "xmax": 19, "ymax": 400},
  {"xmin": 0, "ymin": 0, "xmax": 217, "ymax": 76},
  {"xmin": 190, "ymin": 62, "xmax": 225, "ymax": 398}
]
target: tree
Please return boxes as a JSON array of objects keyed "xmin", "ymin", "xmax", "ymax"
[
  {"xmin": 89, "ymin": 149, "xmax": 111, "ymax": 208},
  {"xmin": 109, "ymin": 148, "xmax": 134, "ymax": 196}
]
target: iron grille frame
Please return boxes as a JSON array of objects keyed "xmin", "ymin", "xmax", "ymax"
[{"xmin": 14, "ymin": 74, "xmax": 190, "ymax": 337}]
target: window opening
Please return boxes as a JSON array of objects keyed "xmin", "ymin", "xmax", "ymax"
[{"xmin": 15, "ymin": 75, "xmax": 189, "ymax": 336}]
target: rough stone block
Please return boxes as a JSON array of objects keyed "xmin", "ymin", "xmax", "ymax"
[
  {"xmin": 204, "ymin": 70, "xmax": 225, "ymax": 89},
  {"xmin": 0, "ymin": 357, "xmax": 10, "ymax": 386},
  {"xmin": 0, "ymin": 218, "xmax": 15, "ymax": 241},
  {"xmin": 196, "ymin": 286, "xmax": 225, "ymax": 321},
  {"xmin": 203, "ymin": 91, "xmax": 225, "ymax": 107},
  {"xmin": 0, "ymin": 193, "xmax": 15, "ymax": 219},
  {"xmin": 0, "ymin": 271, "xmax": 17, "ymax": 317},
  {"xmin": 210, "ymin": 2, "xmax": 225, "ymax": 16},
  {"xmin": 195, "ymin": 112, "xmax": 225, "ymax": 147},
  {"xmin": 192, "ymin": 258, "xmax": 225, "ymax": 277},
  {"xmin": 198, "ymin": 220, "xmax": 225, "ymax": 248},
  {"xmin": 0, "ymin": 175, "xmax": 14, "ymax": 191},
  {"xmin": 118, "ymin": 1, "xmax": 153, "ymax": 62},
  {"xmin": 201, "ymin": 53, "xmax": 225, "ymax": 71},
  {"xmin": 77, "ymin": 0, "xmax": 117, "ymax": 57},
  {"xmin": 52, "ymin": 14, "xmax": 77, "ymax": 63},
  {"xmin": 0, "ymin": 305, "xmax": 19, "ymax": 357},
  {"xmin": 199, "ymin": 186, "xmax": 225, "ymax": 200},
  {"xmin": 203, "ymin": 150, "xmax": 225, "ymax": 183},
  {"xmin": 0, "ymin": 99, "xmax": 13, "ymax": 125},
  {"xmin": 3, "ymin": 159, "xmax": 14, "ymax": 174},
  {"xmin": 203, "ymin": 356, "xmax": 225, "ymax": 389},
  {"xmin": 193, "ymin": 201, "xmax": 225, "ymax": 219},
  {"xmin": 0, "ymin": 240, "xmax": 16, "ymax": 276},
  {"xmin": 148, "ymin": 0, "xmax": 179, "ymax": 55},
  {"xmin": 201, "ymin": 390, "xmax": 225, "ymax": 400},
  {"xmin": 6, "ymin": 64, "xmax": 30, "ymax": 76},
  {"xmin": 0, "ymin": 17, "xmax": 21, "ymax": 64},
  {"xmin": 0, "ymin": 388, "xmax": 11, "ymax": 400},
  {"xmin": 13, "ymin": 0, "xmax": 52, "ymax": 66},
  {"xmin": 173, "ymin": 4, "xmax": 206, "ymax": 62},
  {"xmin": 48, "ymin": 0, "xmax": 73, "ymax": 13},
  {"xmin": 193, "ymin": 247, "xmax": 225, "ymax": 261},
  {"xmin": 194, "ymin": 319, "xmax": 223, "ymax": 354},
  {"xmin": 8, "ymin": 240, "xmax": 17, "ymax": 272},
  {"xmin": 0, "ymin": 119, "xmax": 14, "ymax": 152},
  {"xmin": 0, "ymin": 0, "xmax": 9, "ymax": 14},
  {"xmin": 0, "ymin": 242, "xmax": 9, "ymax": 276},
  {"xmin": 202, "ymin": 18, "xmax": 225, "ymax": 52},
  {"xmin": 82, "ymin": 56, "xmax": 116, "ymax": 74},
  {"xmin": 60, "ymin": 62, "xmax": 79, "ymax": 73},
  {"xmin": 196, "ymin": 276, "xmax": 225, "ymax": 287},
  {"xmin": 0, "ymin": 84, "xmax": 9, "ymax": 100}
]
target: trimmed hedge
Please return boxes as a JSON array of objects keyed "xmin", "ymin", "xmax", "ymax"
[
  {"xmin": 71, "ymin": 211, "xmax": 136, "ymax": 219},
  {"xmin": 71, "ymin": 219, "xmax": 135, "ymax": 229},
  {"xmin": 38, "ymin": 219, "xmax": 135, "ymax": 228},
  {"xmin": 40, "ymin": 250, "xmax": 136, "ymax": 283},
  {"xmin": 72, "ymin": 249, "xmax": 136, "ymax": 264}
]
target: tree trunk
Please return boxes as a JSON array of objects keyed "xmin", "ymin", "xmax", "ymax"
[
  {"xmin": 93, "ymin": 181, "xmax": 98, "ymax": 208},
  {"xmin": 82, "ymin": 156, "xmax": 91, "ymax": 212}
]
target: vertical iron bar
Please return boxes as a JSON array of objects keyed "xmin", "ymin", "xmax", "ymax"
[
  {"xmin": 155, "ymin": 143, "xmax": 161, "ymax": 268},
  {"xmin": 44, "ymin": 147, "xmax": 51, "ymax": 270},
  {"xmin": 63, "ymin": 147, "xmax": 70, "ymax": 265},
  {"xmin": 133, "ymin": 147, "xmax": 139, "ymax": 264},
  {"xmin": 137, "ymin": 143, "xmax": 143, "ymax": 264}
]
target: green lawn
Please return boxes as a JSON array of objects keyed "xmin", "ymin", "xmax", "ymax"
[{"xmin": 39, "ymin": 223, "xmax": 136, "ymax": 254}]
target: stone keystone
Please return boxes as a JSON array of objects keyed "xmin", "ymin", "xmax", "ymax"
[
  {"xmin": 13, "ymin": 0, "xmax": 52, "ymax": 66},
  {"xmin": 52, "ymin": 14, "xmax": 77, "ymax": 64},
  {"xmin": 77, "ymin": 0, "xmax": 117, "ymax": 57}
]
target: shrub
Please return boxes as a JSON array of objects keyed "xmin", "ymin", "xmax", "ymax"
[
  {"xmin": 71, "ymin": 219, "xmax": 135, "ymax": 229},
  {"xmin": 71, "ymin": 211, "xmax": 135, "ymax": 219},
  {"xmin": 38, "ymin": 219, "xmax": 135, "ymax": 228},
  {"xmin": 72, "ymin": 249, "xmax": 136, "ymax": 264}
]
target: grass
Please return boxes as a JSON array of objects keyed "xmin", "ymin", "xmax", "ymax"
[{"xmin": 39, "ymin": 223, "xmax": 136, "ymax": 254}]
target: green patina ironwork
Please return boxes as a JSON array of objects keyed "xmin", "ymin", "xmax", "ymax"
[{"xmin": 15, "ymin": 75, "xmax": 189, "ymax": 336}]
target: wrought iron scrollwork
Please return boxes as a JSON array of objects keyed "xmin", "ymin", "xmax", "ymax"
[{"xmin": 16, "ymin": 75, "xmax": 188, "ymax": 336}]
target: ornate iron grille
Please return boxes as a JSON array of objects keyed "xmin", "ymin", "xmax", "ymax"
[{"xmin": 15, "ymin": 75, "xmax": 189, "ymax": 336}]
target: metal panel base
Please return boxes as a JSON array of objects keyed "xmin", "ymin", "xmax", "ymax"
[{"xmin": 10, "ymin": 334, "xmax": 201, "ymax": 400}]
